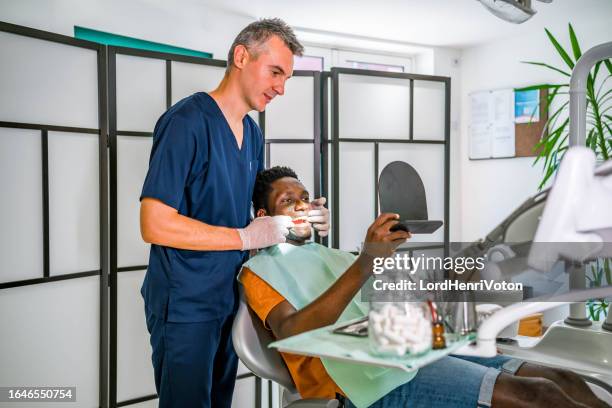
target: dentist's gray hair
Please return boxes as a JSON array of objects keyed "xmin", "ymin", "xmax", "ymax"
[{"xmin": 226, "ymin": 18, "xmax": 304, "ymax": 72}]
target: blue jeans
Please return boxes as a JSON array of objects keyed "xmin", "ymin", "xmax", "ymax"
[{"xmin": 345, "ymin": 354, "xmax": 523, "ymax": 408}]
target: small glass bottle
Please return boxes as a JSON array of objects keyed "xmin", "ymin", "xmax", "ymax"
[
  {"xmin": 432, "ymin": 319, "xmax": 446, "ymax": 349},
  {"xmin": 428, "ymin": 300, "xmax": 446, "ymax": 350}
]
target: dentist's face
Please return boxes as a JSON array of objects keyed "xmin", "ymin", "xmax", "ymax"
[
  {"xmin": 235, "ymin": 35, "xmax": 294, "ymax": 112},
  {"xmin": 257, "ymin": 177, "xmax": 312, "ymax": 239}
]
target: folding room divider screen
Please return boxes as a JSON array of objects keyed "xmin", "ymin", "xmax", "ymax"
[
  {"xmin": 329, "ymin": 68, "xmax": 450, "ymax": 254},
  {"xmin": 0, "ymin": 20, "xmax": 449, "ymax": 408},
  {"xmin": 0, "ymin": 21, "xmax": 108, "ymax": 408}
]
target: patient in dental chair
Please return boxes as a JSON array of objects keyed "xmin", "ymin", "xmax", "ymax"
[{"xmin": 239, "ymin": 166, "xmax": 608, "ymax": 408}]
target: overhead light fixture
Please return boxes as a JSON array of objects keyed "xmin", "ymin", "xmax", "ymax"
[
  {"xmin": 292, "ymin": 27, "xmax": 431, "ymax": 56},
  {"xmin": 477, "ymin": 0, "xmax": 552, "ymax": 24}
]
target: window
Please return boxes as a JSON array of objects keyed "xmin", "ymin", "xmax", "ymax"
[
  {"xmin": 335, "ymin": 50, "xmax": 412, "ymax": 73},
  {"xmin": 345, "ymin": 60, "xmax": 404, "ymax": 73},
  {"xmin": 293, "ymin": 45, "xmax": 413, "ymax": 73},
  {"xmin": 293, "ymin": 55, "xmax": 324, "ymax": 71}
]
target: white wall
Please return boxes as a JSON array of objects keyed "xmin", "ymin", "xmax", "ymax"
[
  {"xmin": 431, "ymin": 47, "xmax": 463, "ymax": 241},
  {"xmin": 0, "ymin": 0, "xmax": 254, "ymax": 61},
  {"xmin": 459, "ymin": 18, "xmax": 612, "ymax": 241}
]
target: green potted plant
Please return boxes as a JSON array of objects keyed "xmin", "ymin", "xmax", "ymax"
[
  {"xmin": 586, "ymin": 258, "xmax": 611, "ymax": 321},
  {"xmin": 518, "ymin": 23, "xmax": 612, "ymax": 189}
]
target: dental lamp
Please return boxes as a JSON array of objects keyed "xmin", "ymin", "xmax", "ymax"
[
  {"xmin": 456, "ymin": 41, "xmax": 612, "ymax": 357},
  {"xmin": 476, "ymin": 0, "xmax": 552, "ymax": 24}
]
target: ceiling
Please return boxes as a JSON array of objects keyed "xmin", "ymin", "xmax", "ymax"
[{"xmin": 199, "ymin": 0, "xmax": 612, "ymax": 49}]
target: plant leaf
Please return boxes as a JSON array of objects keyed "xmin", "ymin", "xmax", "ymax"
[
  {"xmin": 539, "ymin": 166, "xmax": 555, "ymax": 190},
  {"xmin": 596, "ymin": 75, "xmax": 612, "ymax": 100},
  {"xmin": 586, "ymin": 127, "xmax": 596, "ymax": 149},
  {"xmin": 539, "ymin": 103, "xmax": 569, "ymax": 146},
  {"xmin": 597, "ymin": 88, "xmax": 612, "ymax": 106},
  {"xmin": 568, "ymin": 23, "xmax": 582, "ymax": 61},
  {"xmin": 522, "ymin": 61, "xmax": 571, "ymax": 77},
  {"xmin": 605, "ymin": 59, "xmax": 612, "ymax": 76},
  {"xmin": 596, "ymin": 265, "xmax": 603, "ymax": 285},
  {"xmin": 546, "ymin": 85, "xmax": 567, "ymax": 109},
  {"xmin": 588, "ymin": 301, "xmax": 596, "ymax": 320},
  {"xmin": 546, "ymin": 28, "xmax": 574, "ymax": 69},
  {"xmin": 587, "ymin": 74, "xmax": 595, "ymax": 98},
  {"xmin": 547, "ymin": 101, "xmax": 569, "ymax": 124},
  {"xmin": 593, "ymin": 61, "xmax": 602, "ymax": 82},
  {"xmin": 535, "ymin": 119, "xmax": 565, "ymax": 166},
  {"xmin": 600, "ymin": 133, "xmax": 610, "ymax": 160},
  {"xmin": 599, "ymin": 99, "xmax": 612, "ymax": 114},
  {"xmin": 537, "ymin": 129, "xmax": 568, "ymax": 189},
  {"xmin": 606, "ymin": 123, "xmax": 612, "ymax": 140}
]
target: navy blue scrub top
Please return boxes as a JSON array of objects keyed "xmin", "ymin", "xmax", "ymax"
[{"xmin": 140, "ymin": 92, "xmax": 264, "ymax": 323}]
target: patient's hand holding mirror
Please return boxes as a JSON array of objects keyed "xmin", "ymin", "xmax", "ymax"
[{"xmin": 378, "ymin": 161, "xmax": 443, "ymax": 234}]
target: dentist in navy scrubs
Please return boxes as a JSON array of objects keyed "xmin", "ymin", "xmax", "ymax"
[{"xmin": 139, "ymin": 18, "xmax": 330, "ymax": 408}]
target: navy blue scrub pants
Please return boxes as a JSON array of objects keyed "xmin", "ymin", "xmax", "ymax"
[{"xmin": 145, "ymin": 310, "xmax": 239, "ymax": 408}]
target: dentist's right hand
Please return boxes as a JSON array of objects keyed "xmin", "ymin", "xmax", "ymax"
[{"xmin": 237, "ymin": 215, "xmax": 293, "ymax": 250}]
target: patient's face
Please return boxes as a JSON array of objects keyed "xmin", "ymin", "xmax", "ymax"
[{"xmin": 258, "ymin": 177, "xmax": 312, "ymax": 240}]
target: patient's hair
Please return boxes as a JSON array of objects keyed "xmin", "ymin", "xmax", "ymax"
[{"xmin": 253, "ymin": 166, "xmax": 299, "ymax": 214}]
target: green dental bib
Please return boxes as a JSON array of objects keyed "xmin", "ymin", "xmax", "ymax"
[{"xmin": 240, "ymin": 242, "xmax": 417, "ymax": 408}]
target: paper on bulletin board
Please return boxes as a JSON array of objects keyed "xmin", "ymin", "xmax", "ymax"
[
  {"xmin": 491, "ymin": 122, "xmax": 515, "ymax": 158},
  {"xmin": 470, "ymin": 91, "xmax": 490, "ymax": 124},
  {"xmin": 469, "ymin": 89, "xmax": 516, "ymax": 159},
  {"xmin": 469, "ymin": 123, "xmax": 490, "ymax": 159},
  {"xmin": 469, "ymin": 92, "xmax": 492, "ymax": 159},
  {"xmin": 491, "ymin": 89, "xmax": 514, "ymax": 123},
  {"xmin": 515, "ymin": 89, "xmax": 540, "ymax": 124}
]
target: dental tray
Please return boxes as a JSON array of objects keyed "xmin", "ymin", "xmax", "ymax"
[{"xmin": 269, "ymin": 317, "xmax": 476, "ymax": 372}]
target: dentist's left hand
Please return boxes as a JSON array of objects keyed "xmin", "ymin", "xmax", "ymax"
[{"xmin": 307, "ymin": 197, "xmax": 330, "ymax": 237}]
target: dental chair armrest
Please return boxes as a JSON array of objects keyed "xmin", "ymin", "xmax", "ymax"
[{"xmin": 286, "ymin": 399, "xmax": 340, "ymax": 408}]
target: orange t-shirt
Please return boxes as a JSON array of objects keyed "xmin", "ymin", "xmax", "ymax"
[{"xmin": 240, "ymin": 268, "xmax": 344, "ymax": 399}]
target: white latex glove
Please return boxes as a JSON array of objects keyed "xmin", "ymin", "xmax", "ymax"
[
  {"xmin": 307, "ymin": 197, "xmax": 330, "ymax": 237},
  {"xmin": 237, "ymin": 215, "xmax": 292, "ymax": 250}
]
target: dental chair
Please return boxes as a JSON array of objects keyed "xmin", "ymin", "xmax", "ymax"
[{"xmin": 232, "ymin": 289, "xmax": 340, "ymax": 408}]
